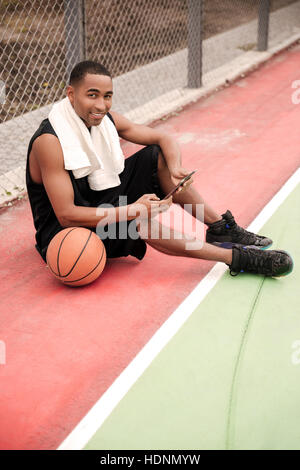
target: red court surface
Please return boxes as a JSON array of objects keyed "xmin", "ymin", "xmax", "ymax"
[{"xmin": 1, "ymin": 44, "xmax": 300, "ymax": 450}]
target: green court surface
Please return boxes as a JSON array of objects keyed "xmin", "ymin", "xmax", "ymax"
[{"xmin": 84, "ymin": 180, "xmax": 300, "ymax": 450}]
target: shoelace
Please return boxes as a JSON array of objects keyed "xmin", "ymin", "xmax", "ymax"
[
  {"xmin": 230, "ymin": 248, "xmax": 273, "ymax": 276},
  {"xmin": 229, "ymin": 223, "xmax": 262, "ymax": 245}
]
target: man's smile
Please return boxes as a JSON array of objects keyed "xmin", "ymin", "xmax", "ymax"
[{"xmin": 90, "ymin": 112, "xmax": 106, "ymax": 119}]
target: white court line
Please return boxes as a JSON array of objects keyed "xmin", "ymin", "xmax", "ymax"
[{"xmin": 58, "ymin": 167, "xmax": 300, "ymax": 450}]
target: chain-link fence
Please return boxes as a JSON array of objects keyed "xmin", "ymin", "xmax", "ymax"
[{"xmin": 1, "ymin": 0, "xmax": 300, "ymax": 204}]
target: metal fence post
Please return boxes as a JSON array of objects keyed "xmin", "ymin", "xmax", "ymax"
[
  {"xmin": 64, "ymin": 0, "xmax": 86, "ymax": 81},
  {"xmin": 188, "ymin": 0, "xmax": 203, "ymax": 88},
  {"xmin": 257, "ymin": 0, "xmax": 270, "ymax": 51}
]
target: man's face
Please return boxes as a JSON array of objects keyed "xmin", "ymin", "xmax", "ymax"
[{"xmin": 67, "ymin": 73, "xmax": 113, "ymax": 128}]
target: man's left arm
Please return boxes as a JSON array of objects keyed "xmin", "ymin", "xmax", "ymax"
[{"xmin": 110, "ymin": 111, "xmax": 192, "ymax": 187}]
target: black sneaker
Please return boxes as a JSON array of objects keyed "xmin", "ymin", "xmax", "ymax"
[
  {"xmin": 228, "ymin": 245, "xmax": 294, "ymax": 277},
  {"xmin": 206, "ymin": 210, "xmax": 273, "ymax": 249}
]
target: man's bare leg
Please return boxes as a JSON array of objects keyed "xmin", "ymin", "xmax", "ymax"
[
  {"xmin": 157, "ymin": 151, "xmax": 222, "ymax": 225},
  {"xmin": 138, "ymin": 219, "xmax": 232, "ymax": 264}
]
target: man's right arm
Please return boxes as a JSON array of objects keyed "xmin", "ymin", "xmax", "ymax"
[{"xmin": 33, "ymin": 134, "xmax": 170, "ymax": 228}]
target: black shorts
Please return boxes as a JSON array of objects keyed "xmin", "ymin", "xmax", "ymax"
[{"xmin": 90, "ymin": 144, "xmax": 166, "ymax": 261}]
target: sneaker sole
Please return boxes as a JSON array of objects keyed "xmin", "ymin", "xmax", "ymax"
[{"xmin": 207, "ymin": 241, "xmax": 273, "ymax": 250}]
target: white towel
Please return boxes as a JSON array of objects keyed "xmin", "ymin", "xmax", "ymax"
[{"xmin": 48, "ymin": 97, "xmax": 125, "ymax": 190}]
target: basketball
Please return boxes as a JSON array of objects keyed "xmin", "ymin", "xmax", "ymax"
[{"xmin": 46, "ymin": 227, "xmax": 106, "ymax": 287}]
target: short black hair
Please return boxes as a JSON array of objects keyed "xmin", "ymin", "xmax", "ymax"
[{"xmin": 69, "ymin": 60, "xmax": 111, "ymax": 86}]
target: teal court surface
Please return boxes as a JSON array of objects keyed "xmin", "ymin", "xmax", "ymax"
[{"xmin": 59, "ymin": 169, "xmax": 300, "ymax": 450}]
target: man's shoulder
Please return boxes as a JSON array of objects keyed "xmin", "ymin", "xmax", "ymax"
[
  {"xmin": 37, "ymin": 118, "xmax": 58, "ymax": 138},
  {"xmin": 29, "ymin": 118, "xmax": 58, "ymax": 149},
  {"xmin": 31, "ymin": 119, "xmax": 64, "ymax": 168},
  {"xmin": 32, "ymin": 125, "xmax": 58, "ymax": 154}
]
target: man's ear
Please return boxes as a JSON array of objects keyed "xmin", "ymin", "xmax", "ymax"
[{"xmin": 66, "ymin": 85, "xmax": 74, "ymax": 104}]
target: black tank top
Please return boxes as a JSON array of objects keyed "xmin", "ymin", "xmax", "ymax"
[{"xmin": 25, "ymin": 115, "xmax": 114, "ymax": 262}]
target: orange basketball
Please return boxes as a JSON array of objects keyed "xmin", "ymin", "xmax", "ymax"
[{"xmin": 46, "ymin": 227, "xmax": 106, "ymax": 287}]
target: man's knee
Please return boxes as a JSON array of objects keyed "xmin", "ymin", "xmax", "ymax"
[
  {"xmin": 136, "ymin": 217, "xmax": 161, "ymax": 240},
  {"xmin": 157, "ymin": 148, "xmax": 167, "ymax": 172}
]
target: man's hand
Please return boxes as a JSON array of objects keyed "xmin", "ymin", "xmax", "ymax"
[
  {"xmin": 169, "ymin": 166, "xmax": 194, "ymax": 194},
  {"xmin": 130, "ymin": 193, "xmax": 172, "ymax": 220}
]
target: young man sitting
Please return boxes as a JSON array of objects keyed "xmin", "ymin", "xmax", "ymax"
[{"xmin": 26, "ymin": 61, "xmax": 293, "ymax": 278}]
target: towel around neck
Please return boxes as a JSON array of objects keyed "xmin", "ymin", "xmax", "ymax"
[{"xmin": 48, "ymin": 97, "xmax": 125, "ymax": 191}]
